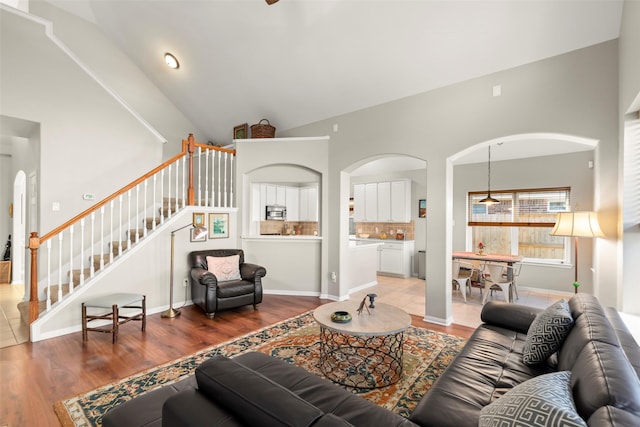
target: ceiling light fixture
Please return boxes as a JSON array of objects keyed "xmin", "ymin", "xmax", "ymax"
[
  {"xmin": 479, "ymin": 145, "xmax": 500, "ymax": 205},
  {"xmin": 164, "ymin": 52, "xmax": 180, "ymax": 69}
]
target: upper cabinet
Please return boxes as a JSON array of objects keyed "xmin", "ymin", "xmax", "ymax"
[
  {"xmin": 252, "ymin": 183, "xmax": 318, "ymax": 222},
  {"xmin": 353, "ymin": 179, "xmax": 411, "ymax": 222}
]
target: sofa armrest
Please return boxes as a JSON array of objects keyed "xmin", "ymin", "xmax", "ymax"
[
  {"xmin": 481, "ymin": 301, "xmax": 543, "ymax": 334},
  {"xmin": 191, "ymin": 267, "xmax": 217, "ymax": 286},
  {"xmin": 240, "ymin": 263, "xmax": 266, "ymax": 281}
]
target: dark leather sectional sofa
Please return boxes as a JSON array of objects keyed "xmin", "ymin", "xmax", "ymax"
[{"xmin": 103, "ymin": 293, "xmax": 640, "ymax": 427}]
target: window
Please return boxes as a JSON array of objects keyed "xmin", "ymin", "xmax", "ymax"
[{"xmin": 468, "ymin": 187, "xmax": 571, "ymax": 263}]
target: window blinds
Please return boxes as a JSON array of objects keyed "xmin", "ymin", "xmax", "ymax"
[
  {"xmin": 468, "ymin": 187, "xmax": 571, "ymax": 227},
  {"xmin": 624, "ymin": 119, "xmax": 640, "ymax": 228}
]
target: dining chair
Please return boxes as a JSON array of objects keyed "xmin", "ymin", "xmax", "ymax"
[
  {"xmin": 481, "ymin": 263, "xmax": 513, "ymax": 304},
  {"xmin": 452, "ymin": 260, "xmax": 475, "ymax": 303}
]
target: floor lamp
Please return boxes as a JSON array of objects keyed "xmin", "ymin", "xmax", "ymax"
[
  {"xmin": 550, "ymin": 211, "xmax": 604, "ymax": 293},
  {"xmin": 162, "ymin": 223, "xmax": 208, "ymax": 318}
]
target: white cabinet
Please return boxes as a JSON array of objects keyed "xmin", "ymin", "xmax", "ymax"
[
  {"xmin": 390, "ymin": 180, "xmax": 411, "ymax": 222},
  {"xmin": 251, "ymin": 183, "xmax": 319, "ymax": 222},
  {"xmin": 286, "ymin": 187, "xmax": 299, "ymax": 221},
  {"xmin": 353, "ymin": 179, "xmax": 411, "ymax": 222},
  {"xmin": 299, "ymin": 186, "xmax": 318, "ymax": 221},
  {"xmin": 364, "ymin": 183, "xmax": 378, "ymax": 221},
  {"xmin": 377, "ymin": 240, "xmax": 414, "ymax": 278},
  {"xmin": 377, "ymin": 181, "xmax": 391, "ymax": 221}
]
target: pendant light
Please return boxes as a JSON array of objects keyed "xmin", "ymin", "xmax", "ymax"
[{"xmin": 479, "ymin": 145, "xmax": 500, "ymax": 205}]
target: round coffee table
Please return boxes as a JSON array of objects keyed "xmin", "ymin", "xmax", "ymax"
[{"xmin": 313, "ymin": 301, "xmax": 411, "ymax": 389}]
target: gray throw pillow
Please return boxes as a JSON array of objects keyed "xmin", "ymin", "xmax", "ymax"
[
  {"xmin": 523, "ymin": 299, "xmax": 573, "ymax": 365},
  {"xmin": 479, "ymin": 371, "xmax": 586, "ymax": 427}
]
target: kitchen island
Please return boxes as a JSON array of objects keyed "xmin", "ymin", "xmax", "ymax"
[{"xmin": 347, "ymin": 238, "xmax": 383, "ymax": 292}]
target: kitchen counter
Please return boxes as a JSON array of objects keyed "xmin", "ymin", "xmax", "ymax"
[{"xmin": 352, "ymin": 237, "xmax": 415, "ymax": 243}]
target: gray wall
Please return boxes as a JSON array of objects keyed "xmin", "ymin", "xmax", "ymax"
[{"xmin": 282, "ymin": 40, "xmax": 620, "ymax": 323}]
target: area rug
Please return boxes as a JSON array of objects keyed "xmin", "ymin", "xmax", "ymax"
[{"xmin": 54, "ymin": 311, "xmax": 467, "ymax": 427}]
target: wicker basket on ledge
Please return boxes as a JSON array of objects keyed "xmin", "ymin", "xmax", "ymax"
[{"xmin": 250, "ymin": 119, "xmax": 276, "ymax": 138}]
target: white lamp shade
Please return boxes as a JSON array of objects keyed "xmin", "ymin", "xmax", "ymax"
[{"xmin": 550, "ymin": 211, "xmax": 605, "ymax": 238}]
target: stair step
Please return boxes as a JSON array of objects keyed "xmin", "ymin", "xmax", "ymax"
[
  {"xmin": 127, "ymin": 229, "xmax": 146, "ymax": 241},
  {"xmin": 69, "ymin": 268, "xmax": 92, "ymax": 284},
  {"xmin": 145, "ymin": 217, "xmax": 161, "ymax": 229},
  {"xmin": 108, "ymin": 241, "xmax": 130, "ymax": 255},
  {"xmin": 17, "ymin": 300, "xmax": 46, "ymax": 326},
  {"xmin": 91, "ymin": 254, "xmax": 111, "ymax": 271}
]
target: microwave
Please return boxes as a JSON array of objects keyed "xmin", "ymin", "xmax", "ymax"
[{"xmin": 265, "ymin": 205, "xmax": 286, "ymax": 221}]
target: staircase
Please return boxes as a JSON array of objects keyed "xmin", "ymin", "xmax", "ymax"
[
  {"xmin": 17, "ymin": 197, "xmax": 181, "ymax": 325},
  {"xmin": 22, "ymin": 135, "xmax": 236, "ymax": 336}
]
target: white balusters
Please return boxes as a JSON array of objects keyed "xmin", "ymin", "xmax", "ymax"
[
  {"xmin": 181, "ymin": 155, "xmax": 186, "ymax": 207},
  {"xmin": 58, "ymin": 233, "xmax": 63, "ymax": 302},
  {"xmin": 109, "ymin": 200, "xmax": 114, "ymax": 264},
  {"xmin": 197, "ymin": 146, "xmax": 203, "ymax": 206},
  {"xmin": 100, "ymin": 206, "xmax": 105, "ymax": 270},
  {"xmin": 229, "ymin": 152, "xmax": 234, "ymax": 207},
  {"xmin": 68, "ymin": 225, "xmax": 73, "ymax": 294},
  {"xmin": 118, "ymin": 194, "xmax": 123, "ymax": 256},
  {"xmin": 79, "ymin": 218, "xmax": 85, "ymax": 285},
  {"xmin": 135, "ymin": 186, "xmax": 140, "ymax": 242},
  {"xmin": 90, "ymin": 212, "xmax": 95, "ymax": 276},
  {"xmin": 46, "ymin": 239, "xmax": 52, "ymax": 310},
  {"xmin": 204, "ymin": 149, "xmax": 210, "ymax": 207},
  {"xmin": 143, "ymin": 179, "xmax": 148, "ymax": 237}
]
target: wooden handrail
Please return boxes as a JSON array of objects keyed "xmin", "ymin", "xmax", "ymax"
[{"xmin": 27, "ymin": 133, "xmax": 235, "ymax": 328}]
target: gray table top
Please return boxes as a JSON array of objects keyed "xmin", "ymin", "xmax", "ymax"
[{"xmin": 313, "ymin": 301, "xmax": 411, "ymax": 336}]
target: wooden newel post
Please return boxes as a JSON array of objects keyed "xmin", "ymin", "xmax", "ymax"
[
  {"xmin": 187, "ymin": 133, "xmax": 195, "ymax": 206},
  {"xmin": 28, "ymin": 232, "xmax": 41, "ymax": 326}
]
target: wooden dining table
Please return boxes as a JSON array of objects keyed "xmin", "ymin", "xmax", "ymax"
[{"xmin": 452, "ymin": 251, "xmax": 524, "ymax": 301}]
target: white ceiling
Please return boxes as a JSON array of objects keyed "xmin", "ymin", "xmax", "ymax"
[{"xmin": 42, "ymin": 0, "xmax": 623, "ymax": 164}]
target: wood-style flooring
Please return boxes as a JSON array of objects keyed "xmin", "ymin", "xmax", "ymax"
[{"xmin": 0, "ymin": 295, "xmax": 474, "ymax": 427}]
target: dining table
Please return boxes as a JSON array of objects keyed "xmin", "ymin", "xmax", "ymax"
[{"xmin": 452, "ymin": 251, "xmax": 524, "ymax": 301}]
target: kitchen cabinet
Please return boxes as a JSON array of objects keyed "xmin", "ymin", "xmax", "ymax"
[
  {"xmin": 251, "ymin": 183, "xmax": 319, "ymax": 222},
  {"xmin": 364, "ymin": 183, "xmax": 377, "ymax": 221},
  {"xmin": 353, "ymin": 179, "xmax": 411, "ymax": 222},
  {"xmin": 390, "ymin": 180, "xmax": 410, "ymax": 222},
  {"xmin": 299, "ymin": 186, "xmax": 318, "ymax": 221},
  {"xmin": 377, "ymin": 240, "xmax": 414, "ymax": 278},
  {"xmin": 286, "ymin": 187, "xmax": 299, "ymax": 221},
  {"xmin": 377, "ymin": 181, "xmax": 391, "ymax": 221}
]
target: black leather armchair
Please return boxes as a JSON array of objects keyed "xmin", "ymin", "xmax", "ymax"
[{"xmin": 189, "ymin": 249, "xmax": 266, "ymax": 318}]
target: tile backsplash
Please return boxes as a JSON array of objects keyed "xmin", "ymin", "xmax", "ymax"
[
  {"xmin": 354, "ymin": 221, "xmax": 415, "ymax": 240},
  {"xmin": 260, "ymin": 221, "xmax": 318, "ymax": 236}
]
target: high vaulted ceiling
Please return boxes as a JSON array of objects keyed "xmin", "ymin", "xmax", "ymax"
[{"xmin": 43, "ymin": 0, "xmax": 623, "ymax": 149}]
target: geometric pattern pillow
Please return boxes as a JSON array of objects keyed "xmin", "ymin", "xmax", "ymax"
[
  {"xmin": 206, "ymin": 255, "xmax": 241, "ymax": 282},
  {"xmin": 479, "ymin": 371, "xmax": 587, "ymax": 427},
  {"xmin": 523, "ymin": 299, "xmax": 574, "ymax": 365}
]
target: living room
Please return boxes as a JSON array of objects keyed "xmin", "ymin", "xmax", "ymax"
[{"xmin": 1, "ymin": 1, "xmax": 639, "ymax": 425}]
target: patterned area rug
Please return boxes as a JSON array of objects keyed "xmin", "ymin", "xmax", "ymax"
[{"xmin": 54, "ymin": 311, "xmax": 467, "ymax": 427}]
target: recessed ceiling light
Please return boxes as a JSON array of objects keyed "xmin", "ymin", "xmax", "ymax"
[{"xmin": 164, "ymin": 53, "xmax": 179, "ymax": 69}]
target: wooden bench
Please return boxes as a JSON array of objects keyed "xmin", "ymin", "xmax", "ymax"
[{"xmin": 82, "ymin": 293, "xmax": 146, "ymax": 343}]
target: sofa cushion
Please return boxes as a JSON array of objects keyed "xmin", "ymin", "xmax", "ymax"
[
  {"xmin": 523, "ymin": 299, "xmax": 574, "ymax": 365},
  {"xmin": 195, "ymin": 355, "xmax": 324, "ymax": 427},
  {"xmin": 206, "ymin": 255, "xmax": 241, "ymax": 282},
  {"xmin": 479, "ymin": 371, "xmax": 586, "ymax": 427}
]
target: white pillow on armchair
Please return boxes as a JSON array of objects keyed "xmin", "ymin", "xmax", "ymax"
[{"xmin": 206, "ymin": 255, "xmax": 241, "ymax": 282}]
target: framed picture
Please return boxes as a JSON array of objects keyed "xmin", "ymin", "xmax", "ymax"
[
  {"xmin": 209, "ymin": 213, "xmax": 229, "ymax": 239},
  {"xmin": 190, "ymin": 228, "xmax": 207, "ymax": 242},
  {"xmin": 193, "ymin": 212, "xmax": 205, "ymax": 227},
  {"xmin": 233, "ymin": 123, "xmax": 248, "ymax": 140},
  {"xmin": 418, "ymin": 199, "xmax": 427, "ymax": 218}
]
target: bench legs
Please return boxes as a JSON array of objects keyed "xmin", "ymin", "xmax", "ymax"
[{"xmin": 82, "ymin": 295, "xmax": 146, "ymax": 343}]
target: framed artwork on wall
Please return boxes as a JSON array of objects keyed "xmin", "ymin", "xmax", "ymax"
[
  {"xmin": 193, "ymin": 212, "xmax": 205, "ymax": 227},
  {"xmin": 419, "ymin": 199, "xmax": 427, "ymax": 218},
  {"xmin": 233, "ymin": 123, "xmax": 248, "ymax": 140},
  {"xmin": 190, "ymin": 228, "xmax": 207, "ymax": 242},
  {"xmin": 209, "ymin": 213, "xmax": 229, "ymax": 239}
]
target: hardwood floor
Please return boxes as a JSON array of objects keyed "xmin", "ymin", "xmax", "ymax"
[{"xmin": 0, "ymin": 295, "xmax": 474, "ymax": 427}]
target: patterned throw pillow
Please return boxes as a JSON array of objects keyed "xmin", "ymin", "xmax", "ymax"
[
  {"xmin": 523, "ymin": 299, "xmax": 573, "ymax": 365},
  {"xmin": 479, "ymin": 371, "xmax": 586, "ymax": 427},
  {"xmin": 206, "ymin": 255, "xmax": 241, "ymax": 282}
]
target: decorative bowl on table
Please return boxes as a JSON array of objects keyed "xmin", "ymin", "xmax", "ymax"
[{"xmin": 331, "ymin": 311, "xmax": 352, "ymax": 323}]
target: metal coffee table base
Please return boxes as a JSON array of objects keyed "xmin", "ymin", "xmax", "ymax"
[{"xmin": 318, "ymin": 326, "xmax": 404, "ymax": 388}]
